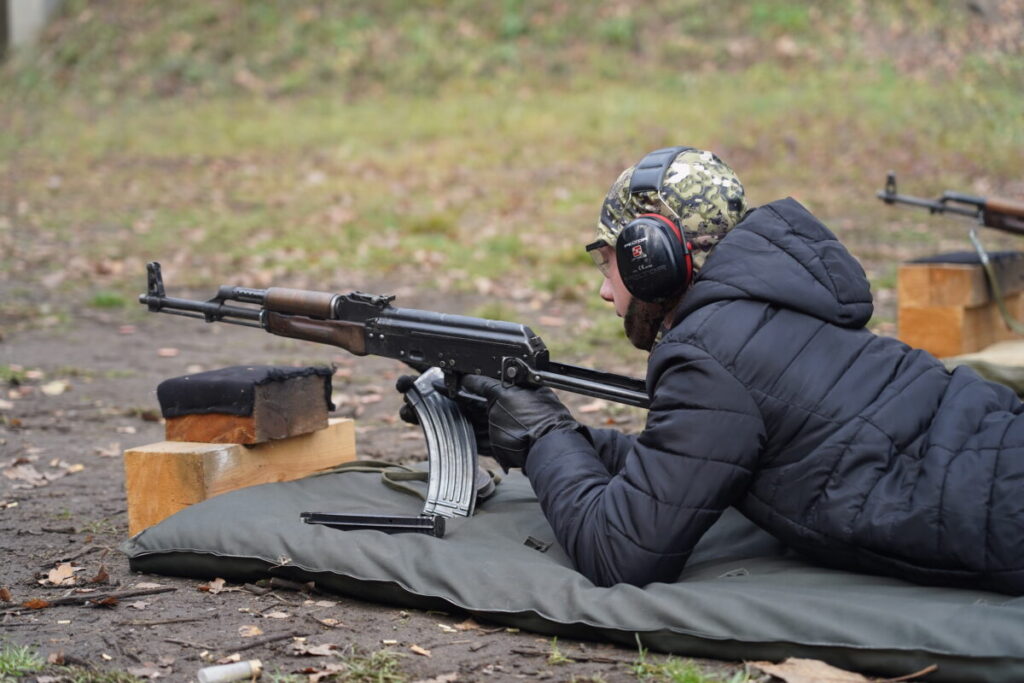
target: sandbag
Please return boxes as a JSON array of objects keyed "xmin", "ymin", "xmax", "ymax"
[{"xmin": 121, "ymin": 469, "xmax": 1024, "ymax": 682}]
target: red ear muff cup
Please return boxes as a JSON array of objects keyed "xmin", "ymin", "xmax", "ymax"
[{"xmin": 615, "ymin": 214, "xmax": 692, "ymax": 302}]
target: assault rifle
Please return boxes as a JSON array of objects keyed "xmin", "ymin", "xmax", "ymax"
[
  {"xmin": 139, "ymin": 262, "xmax": 648, "ymax": 536},
  {"xmin": 877, "ymin": 173, "xmax": 1024, "ymax": 335},
  {"xmin": 877, "ymin": 172, "xmax": 1024, "ymax": 236}
]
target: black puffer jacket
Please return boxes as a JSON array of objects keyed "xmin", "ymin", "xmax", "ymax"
[{"xmin": 527, "ymin": 198, "xmax": 1024, "ymax": 592}]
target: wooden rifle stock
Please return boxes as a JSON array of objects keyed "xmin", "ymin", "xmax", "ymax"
[
  {"xmin": 983, "ymin": 197, "xmax": 1024, "ymax": 235},
  {"xmin": 264, "ymin": 312, "xmax": 367, "ymax": 355}
]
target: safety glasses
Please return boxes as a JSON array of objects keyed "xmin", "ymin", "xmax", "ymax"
[{"xmin": 585, "ymin": 239, "xmax": 613, "ymax": 278}]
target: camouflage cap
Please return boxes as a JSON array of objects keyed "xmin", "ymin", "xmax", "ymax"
[{"xmin": 595, "ymin": 148, "xmax": 747, "ymax": 271}]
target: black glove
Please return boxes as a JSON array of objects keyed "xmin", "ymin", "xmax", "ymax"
[{"xmin": 459, "ymin": 375, "xmax": 579, "ymax": 472}]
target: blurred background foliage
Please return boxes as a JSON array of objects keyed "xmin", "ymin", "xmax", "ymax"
[{"xmin": 0, "ymin": 0, "xmax": 1021, "ymax": 362}]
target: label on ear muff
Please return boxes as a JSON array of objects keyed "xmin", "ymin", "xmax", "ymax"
[{"xmin": 621, "ymin": 234, "xmax": 660, "ymax": 276}]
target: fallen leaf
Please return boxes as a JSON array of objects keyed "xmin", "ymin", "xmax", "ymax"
[
  {"xmin": 217, "ymin": 654, "xmax": 242, "ymax": 664},
  {"xmin": 410, "ymin": 644, "xmax": 432, "ymax": 657},
  {"xmin": 0, "ymin": 587, "xmax": 10, "ymax": 601},
  {"xmin": 94, "ymin": 443, "xmax": 122, "ymax": 458},
  {"xmin": 47, "ymin": 652, "xmax": 65, "ymax": 665},
  {"xmin": 289, "ymin": 642, "xmax": 337, "ymax": 656},
  {"xmin": 65, "ymin": 463, "xmax": 85, "ymax": 474},
  {"xmin": 238, "ymin": 625, "xmax": 263, "ymax": 638},
  {"xmin": 42, "ymin": 563, "xmax": 79, "ymax": 587},
  {"xmin": 89, "ymin": 596, "xmax": 119, "ymax": 608},
  {"xmin": 157, "ymin": 348, "xmax": 179, "ymax": 358},
  {"xmin": 40, "ymin": 381, "xmax": 69, "ymax": 396},
  {"xmin": 128, "ymin": 601, "xmax": 150, "ymax": 610},
  {"xmin": 87, "ymin": 565, "xmax": 110, "ymax": 584},
  {"xmin": 306, "ymin": 662, "xmax": 347, "ymax": 682},
  {"xmin": 453, "ymin": 619, "xmax": 482, "ymax": 631},
  {"xmin": 436, "ymin": 623, "xmax": 457, "ymax": 633},
  {"xmin": 4, "ymin": 464, "xmax": 50, "ymax": 488},
  {"xmin": 22, "ymin": 599, "xmax": 51, "ymax": 609},
  {"xmin": 748, "ymin": 658, "xmax": 871, "ymax": 683},
  {"xmin": 199, "ymin": 578, "xmax": 227, "ymax": 594},
  {"xmin": 100, "ymin": 653, "xmax": 113, "ymax": 661},
  {"xmin": 0, "ymin": 399, "xmax": 13, "ymax": 410},
  {"xmin": 134, "ymin": 582, "xmax": 165, "ymax": 589},
  {"xmin": 263, "ymin": 611, "xmax": 290, "ymax": 619},
  {"xmin": 127, "ymin": 666, "xmax": 163, "ymax": 680},
  {"xmin": 116, "ymin": 425, "xmax": 137, "ymax": 434}
]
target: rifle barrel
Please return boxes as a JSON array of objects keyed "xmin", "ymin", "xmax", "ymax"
[{"xmin": 138, "ymin": 293, "xmax": 264, "ymax": 324}]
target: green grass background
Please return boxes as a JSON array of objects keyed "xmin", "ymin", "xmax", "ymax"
[{"xmin": 1, "ymin": 0, "xmax": 1021, "ymax": 360}]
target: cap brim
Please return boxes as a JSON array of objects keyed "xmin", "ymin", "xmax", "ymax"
[{"xmin": 585, "ymin": 239, "xmax": 608, "ymax": 252}]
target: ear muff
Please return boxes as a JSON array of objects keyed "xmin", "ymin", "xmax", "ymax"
[
  {"xmin": 615, "ymin": 145, "xmax": 697, "ymax": 303},
  {"xmin": 615, "ymin": 213, "xmax": 693, "ymax": 302}
]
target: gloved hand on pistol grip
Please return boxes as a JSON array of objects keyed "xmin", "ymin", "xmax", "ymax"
[
  {"xmin": 458, "ymin": 374, "xmax": 579, "ymax": 472},
  {"xmin": 395, "ymin": 375, "xmax": 421, "ymax": 426}
]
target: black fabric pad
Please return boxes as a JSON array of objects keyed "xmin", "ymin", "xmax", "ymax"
[
  {"xmin": 121, "ymin": 469, "xmax": 1024, "ymax": 682},
  {"xmin": 156, "ymin": 365, "xmax": 334, "ymax": 418}
]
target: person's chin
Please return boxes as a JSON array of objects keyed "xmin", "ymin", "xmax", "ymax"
[{"xmin": 623, "ymin": 299, "xmax": 665, "ymax": 351}]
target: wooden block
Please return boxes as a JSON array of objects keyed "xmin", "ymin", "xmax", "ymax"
[
  {"xmin": 898, "ymin": 254, "xmax": 1024, "ymax": 308},
  {"xmin": 164, "ymin": 374, "xmax": 329, "ymax": 444},
  {"xmin": 898, "ymin": 293, "xmax": 1024, "ymax": 358},
  {"xmin": 124, "ymin": 417, "xmax": 356, "ymax": 536},
  {"xmin": 897, "ymin": 262, "xmax": 990, "ymax": 308},
  {"xmin": 897, "ymin": 254, "xmax": 1024, "ymax": 357}
]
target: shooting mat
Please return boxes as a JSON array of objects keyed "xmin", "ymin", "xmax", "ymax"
[{"xmin": 121, "ymin": 469, "xmax": 1024, "ymax": 682}]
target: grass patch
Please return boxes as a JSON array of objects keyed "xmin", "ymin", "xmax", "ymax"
[
  {"xmin": 632, "ymin": 637, "xmax": 747, "ymax": 682},
  {"xmin": 0, "ymin": 365, "xmax": 28, "ymax": 384},
  {"xmin": 80, "ymin": 517, "xmax": 121, "ymax": 536},
  {"xmin": 337, "ymin": 647, "xmax": 406, "ymax": 683},
  {"xmin": 89, "ymin": 291, "xmax": 128, "ymax": 309},
  {"xmin": 6, "ymin": 73, "xmax": 1017, "ymax": 300},
  {"xmin": 547, "ymin": 637, "xmax": 574, "ymax": 666},
  {"xmin": 52, "ymin": 667, "xmax": 143, "ymax": 683},
  {"xmin": 0, "ymin": 643, "xmax": 45, "ymax": 680}
]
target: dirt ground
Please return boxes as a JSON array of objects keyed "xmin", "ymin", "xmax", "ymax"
[{"xmin": 0, "ymin": 295, "xmax": 761, "ymax": 682}]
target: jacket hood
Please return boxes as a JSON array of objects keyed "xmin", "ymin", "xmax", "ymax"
[{"xmin": 673, "ymin": 197, "xmax": 873, "ymax": 328}]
